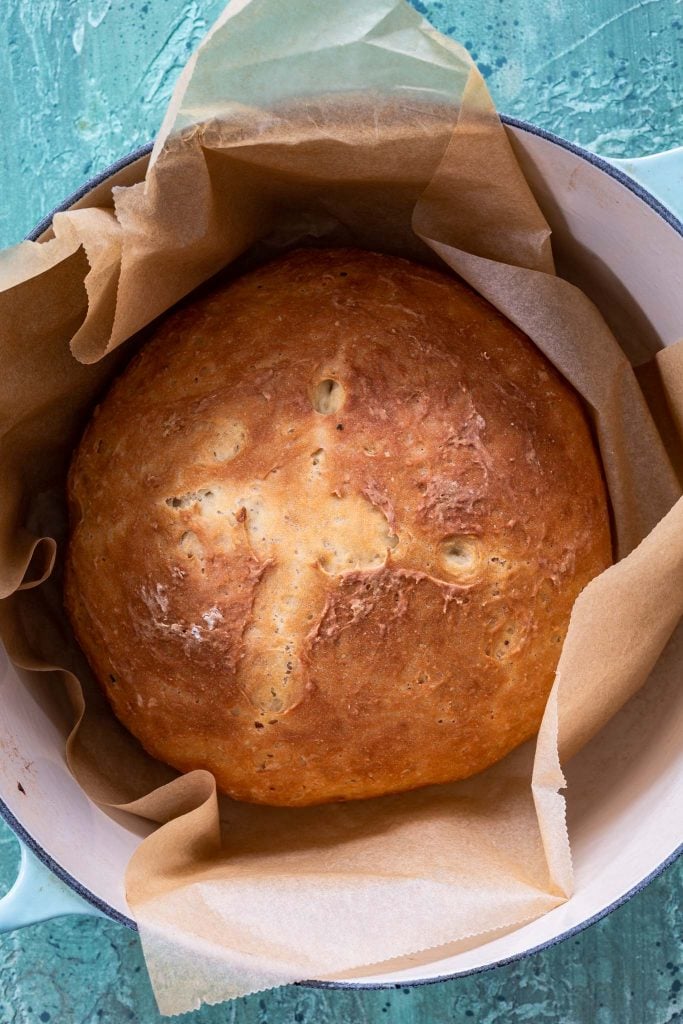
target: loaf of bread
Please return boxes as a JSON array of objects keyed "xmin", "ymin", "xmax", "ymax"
[{"xmin": 65, "ymin": 248, "xmax": 611, "ymax": 806}]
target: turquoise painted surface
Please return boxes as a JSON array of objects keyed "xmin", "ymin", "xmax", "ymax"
[
  {"xmin": 0, "ymin": 828, "xmax": 681, "ymax": 1024},
  {"xmin": 0, "ymin": 1, "xmax": 681, "ymax": 1021},
  {"xmin": 1, "ymin": 0, "xmax": 683, "ymax": 247}
]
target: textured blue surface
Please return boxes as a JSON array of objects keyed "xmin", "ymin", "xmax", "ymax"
[
  {"xmin": 2, "ymin": 0, "xmax": 683, "ymax": 248},
  {"xmin": 0, "ymin": 1, "xmax": 682, "ymax": 1021}
]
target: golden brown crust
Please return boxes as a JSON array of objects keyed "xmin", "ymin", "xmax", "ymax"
[{"xmin": 65, "ymin": 248, "xmax": 612, "ymax": 806}]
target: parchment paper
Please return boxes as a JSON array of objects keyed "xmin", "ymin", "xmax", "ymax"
[{"xmin": 0, "ymin": 0, "xmax": 682, "ymax": 1014}]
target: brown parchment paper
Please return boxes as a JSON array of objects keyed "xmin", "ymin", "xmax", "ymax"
[{"xmin": 0, "ymin": 0, "xmax": 682, "ymax": 1014}]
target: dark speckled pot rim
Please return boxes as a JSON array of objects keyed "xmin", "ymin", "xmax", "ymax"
[{"xmin": 2, "ymin": 116, "xmax": 681, "ymax": 989}]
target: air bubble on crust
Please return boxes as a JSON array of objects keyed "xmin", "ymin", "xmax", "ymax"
[
  {"xmin": 179, "ymin": 531, "xmax": 204, "ymax": 559},
  {"xmin": 312, "ymin": 378, "xmax": 344, "ymax": 414},
  {"xmin": 441, "ymin": 537, "xmax": 478, "ymax": 575},
  {"xmin": 166, "ymin": 489, "xmax": 214, "ymax": 510},
  {"xmin": 486, "ymin": 623, "xmax": 521, "ymax": 660},
  {"xmin": 211, "ymin": 421, "xmax": 246, "ymax": 462}
]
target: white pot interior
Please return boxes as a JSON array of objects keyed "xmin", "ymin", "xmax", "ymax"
[{"xmin": 0, "ymin": 122, "xmax": 681, "ymax": 981}]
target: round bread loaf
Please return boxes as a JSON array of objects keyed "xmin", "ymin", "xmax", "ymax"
[{"xmin": 65, "ymin": 248, "xmax": 611, "ymax": 806}]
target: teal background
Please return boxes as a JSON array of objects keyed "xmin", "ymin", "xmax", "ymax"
[{"xmin": 0, "ymin": 1, "xmax": 681, "ymax": 1021}]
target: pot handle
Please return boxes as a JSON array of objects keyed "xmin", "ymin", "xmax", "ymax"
[
  {"xmin": 607, "ymin": 147, "xmax": 683, "ymax": 223},
  {"xmin": 0, "ymin": 839, "xmax": 103, "ymax": 932}
]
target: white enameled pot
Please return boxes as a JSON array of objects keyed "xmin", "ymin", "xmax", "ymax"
[{"xmin": 1, "ymin": 118, "xmax": 681, "ymax": 989}]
